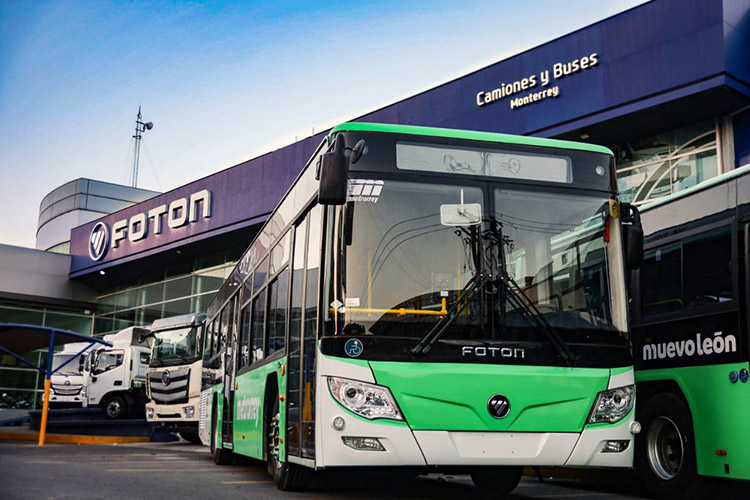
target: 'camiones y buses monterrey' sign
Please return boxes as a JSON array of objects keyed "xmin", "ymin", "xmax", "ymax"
[
  {"xmin": 475, "ymin": 53, "xmax": 600, "ymax": 110},
  {"xmin": 88, "ymin": 190, "xmax": 211, "ymax": 261}
]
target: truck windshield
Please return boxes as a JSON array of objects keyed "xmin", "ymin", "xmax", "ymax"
[
  {"xmin": 331, "ymin": 180, "xmax": 625, "ymax": 350},
  {"xmin": 52, "ymin": 354, "xmax": 82, "ymax": 376},
  {"xmin": 151, "ymin": 326, "xmax": 199, "ymax": 365}
]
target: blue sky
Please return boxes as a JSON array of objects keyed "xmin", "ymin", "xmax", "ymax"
[{"xmin": 0, "ymin": 0, "xmax": 646, "ymax": 248}]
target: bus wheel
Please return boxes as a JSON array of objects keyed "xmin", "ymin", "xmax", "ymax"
[
  {"xmin": 470, "ymin": 466, "xmax": 523, "ymax": 497},
  {"xmin": 211, "ymin": 403, "xmax": 233, "ymax": 465},
  {"xmin": 267, "ymin": 396, "xmax": 312, "ymax": 491},
  {"xmin": 635, "ymin": 393, "xmax": 704, "ymax": 499},
  {"xmin": 103, "ymin": 395, "xmax": 127, "ymax": 419}
]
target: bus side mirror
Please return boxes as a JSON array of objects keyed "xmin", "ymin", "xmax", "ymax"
[
  {"xmin": 621, "ymin": 203, "xmax": 643, "ymax": 270},
  {"xmin": 318, "ymin": 135, "xmax": 349, "ymax": 205}
]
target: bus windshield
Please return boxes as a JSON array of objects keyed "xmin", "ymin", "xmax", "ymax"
[
  {"xmin": 151, "ymin": 326, "xmax": 199, "ymax": 365},
  {"xmin": 333, "ymin": 180, "xmax": 624, "ymax": 349}
]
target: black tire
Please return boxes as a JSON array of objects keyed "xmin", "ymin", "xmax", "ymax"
[
  {"xmin": 103, "ymin": 395, "xmax": 127, "ymax": 419},
  {"xmin": 179, "ymin": 431, "xmax": 202, "ymax": 444},
  {"xmin": 470, "ymin": 466, "xmax": 523, "ymax": 497},
  {"xmin": 267, "ymin": 395, "xmax": 312, "ymax": 491},
  {"xmin": 635, "ymin": 393, "xmax": 705, "ymax": 499},
  {"xmin": 211, "ymin": 400, "xmax": 233, "ymax": 465}
]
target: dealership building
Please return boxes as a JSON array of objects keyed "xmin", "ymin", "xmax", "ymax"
[{"xmin": 2, "ymin": 0, "xmax": 749, "ymax": 408}]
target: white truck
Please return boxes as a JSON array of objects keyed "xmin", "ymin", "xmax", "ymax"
[
  {"xmin": 145, "ymin": 313, "xmax": 205, "ymax": 443},
  {"xmin": 48, "ymin": 327, "xmax": 152, "ymax": 418},
  {"xmin": 48, "ymin": 343, "xmax": 89, "ymax": 407}
]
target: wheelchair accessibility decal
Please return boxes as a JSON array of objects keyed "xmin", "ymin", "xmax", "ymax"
[{"xmin": 344, "ymin": 338, "xmax": 364, "ymax": 358}]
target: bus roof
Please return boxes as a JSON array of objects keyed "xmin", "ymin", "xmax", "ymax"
[
  {"xmin": 640, "ymin": 162, "xmax": 750, "ymax": 213},
  {"xmin": 329, "ymin": 122, "xmax": 614, "ymax": 156}
]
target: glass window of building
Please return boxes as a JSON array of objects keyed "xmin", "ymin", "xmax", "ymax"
[{"xmin": 611, "ymin": 121, "xmax": 719, "ymax": 204}]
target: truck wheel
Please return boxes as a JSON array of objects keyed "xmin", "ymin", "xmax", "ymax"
[
  {"xmin": 179, "ymin": 431, "xmax": 202, "ymax": 444},
  {"xmin": 470, "ymin": 466, "xmax": 523, "ymax": 497},
  {"xmin": 267, "ymin": 396, "xmax": 312, "ymax": 490},
  {"xmin": 635, "ymin": 393, "xmax": 705, "ymax": 499},
  {"xmin": 211, "ymin": 402, "xmax": 233, "ymax": 465},
  {"xmin": 104, "ymin": 395, "xmax": 127, "ymax": 419}
]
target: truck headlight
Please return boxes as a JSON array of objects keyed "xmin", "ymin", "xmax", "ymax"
[
  {"xmin": 589, "ymin": 385, "xmax": 634, "ymax": 424},
  {"xmin": 146, "ymin": 407, "xmax": 154, "ymax": 419},
  {"xmin": 183, "ymin": 406, "xmax": 195, "ymax": 418},
  {"xmin": 327, "ymin": 377, "xmax": 403, "ymax": 421}
]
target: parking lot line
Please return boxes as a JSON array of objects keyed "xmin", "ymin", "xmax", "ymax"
[
  {"xmin": 221, "ymin": 480, "xmax": 273, "ymax": 485},
  {"xmin": 535, "ymin": 493, "xmax": 613, "ymax": 498},
  {"xmin": 107, "ymin": 467, "xmax": 217, "ymax": 472}
]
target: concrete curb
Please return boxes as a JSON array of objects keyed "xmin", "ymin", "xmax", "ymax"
[{"xmin": 0, "ymin": 431, "xmax": 150, "ymax": 444}]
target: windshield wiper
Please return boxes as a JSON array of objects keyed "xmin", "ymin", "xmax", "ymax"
[
  {"xmin": 499, "ymin": 275, "xmax": 578, "ymax": 367},
  {"xmin": 410, "ymin": 273, "xmax": 492, "ymax": 356}
]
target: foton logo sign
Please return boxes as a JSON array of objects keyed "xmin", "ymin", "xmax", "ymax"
[{"xmin": 88, "ymin": 189, "xmax": 212, "ymax": 260}]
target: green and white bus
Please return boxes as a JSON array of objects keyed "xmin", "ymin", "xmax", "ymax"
[
  {"xmin": 199, "ymin": 123, "xmax": 642, "ymax": 494},
  {"xmin": 629, "ymin": 164, "xmax": 750, "ymax": 499}
]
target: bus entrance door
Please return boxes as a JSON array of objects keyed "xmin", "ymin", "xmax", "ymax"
[{"xmin": 222, "ymin": 297, "xmax": 238, "ymax": 448}]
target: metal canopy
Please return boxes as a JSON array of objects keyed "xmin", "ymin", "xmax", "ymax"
[
  {"xmin": 0, "ymin": 323, "xmax": 112, "ymax": 446},
  {"xmin": 0, "ymin": 323, "xmax": 110, "ymax": 354}
]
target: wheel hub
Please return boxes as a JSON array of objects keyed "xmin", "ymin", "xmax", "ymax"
[
  {"xmin": 647, "ymin": 416, "xmax": 684, "ymax": 480},
  {"xmin": 107, "ymin": 400, "xmax": 121, "ymax": 417},
  {"xmin": 269, "ymin": 411, "xmax": 281, "ymax": 469}
]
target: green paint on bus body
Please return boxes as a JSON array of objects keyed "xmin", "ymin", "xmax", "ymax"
[
  {"xmin": 231, "ymin": 359, "xmax": 287, "ymax": 462},
  {"xmin": 329, "ymin": 122, "xmax": 614, "ymax": 156},
  {"xmin": 636, "ymin": 362, "xmax": 750, "ymax": 481},
  {"xmin": 211, "ymin": 384, "xmax": 224, "ymax": 445},
  {"xmin": 369, "ymin": 361, "xmax": 611, "ymax": 432}
]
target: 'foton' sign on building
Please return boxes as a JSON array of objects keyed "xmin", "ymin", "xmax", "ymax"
[{"xmin": 88, "ymin": 190, "xmax": 212, "ymax": 261}]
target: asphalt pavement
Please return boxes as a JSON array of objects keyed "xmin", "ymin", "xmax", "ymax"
[{"xmin": 0, "ymin": 439, "xmax": 737, "ymax": 500}]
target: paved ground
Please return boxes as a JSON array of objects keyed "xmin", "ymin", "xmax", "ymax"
[{"xmin": 0, "ymin": 439, "xmax": 744, "ymax": 499}]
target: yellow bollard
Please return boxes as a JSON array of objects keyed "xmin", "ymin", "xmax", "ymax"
[{"xmin": 38, "ymin": 377, "xmax": 51, "ymax": 446}]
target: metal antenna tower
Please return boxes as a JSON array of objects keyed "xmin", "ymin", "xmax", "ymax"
[{"xmin": 131, "ymin": 106, "xmax": 154, "ymax": 187}]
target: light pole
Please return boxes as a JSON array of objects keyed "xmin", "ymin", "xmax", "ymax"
[{"xmin": 131, "ymin": 107, "xmax": 154, "ymax": 188}]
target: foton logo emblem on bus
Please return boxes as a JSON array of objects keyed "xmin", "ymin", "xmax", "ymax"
[
  {"xmin": 347, "ymin": 180, "xmax": 384, "ymax": 203},
  {"xmin": 487, "ymin": 394, "xmax": 511, "ymax": 419},
  {"xmin": 89, "ymin": 222, "xmax": 109, "ymax": 261}
]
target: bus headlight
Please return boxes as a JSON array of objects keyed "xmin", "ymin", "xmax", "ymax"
[
  {"xmin": 327, "ymin": 377, "xmax": 403, "ymax": 421},
  {"xmin": 589, "ymin": 385, "xmax": 634, "ymax": 424}
]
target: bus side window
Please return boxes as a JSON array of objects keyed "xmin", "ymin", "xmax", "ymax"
[
  {"xmin": 267, "ymin": 268, "xmax": 289, "ymax": 356},
  {"xmin": 240, "ymin": 303, "xmax": 251, "ymax": 368},
  {"xmin": 251, "ymin": 289, "xmax": 267, "ymax": 363},
  {"xmin": 683, "ymin": 227, "xmax": 733, "ymax": 308},
  {"xmin": 641, "ymin": 243, "xmax": 681, "ymax": 316},
  {"xmin": 214, "ymin": 315, "xmax": 221, "ymax": 355},
  {"xmin": 220, "ymin": 305, "xmax": 229, "ymax": 352}
]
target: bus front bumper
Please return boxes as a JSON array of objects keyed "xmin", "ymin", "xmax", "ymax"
[{"xmin": 318, "ymin": 386, "xmax": 636, "ymax": 468}]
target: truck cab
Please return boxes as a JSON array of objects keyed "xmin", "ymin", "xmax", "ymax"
[
  {"xmin": 49, "ymin": 343, "xmax": 89, "ymax": 407},
  {"xmin": 83, "ymin": 327, "xmax": 152, "ymax": 418},
  {"xmin": 145, "ymin": 313, "xmax": 205, "ymax": 442}
]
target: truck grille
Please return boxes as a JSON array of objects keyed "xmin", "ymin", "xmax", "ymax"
[
  {"xmin": 149, "ymin": 367, "xmax": 190, "ymax": 404},
  {"xmin": 51, "ymin": 384, "xmax": 82, "ymax": 396}
]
